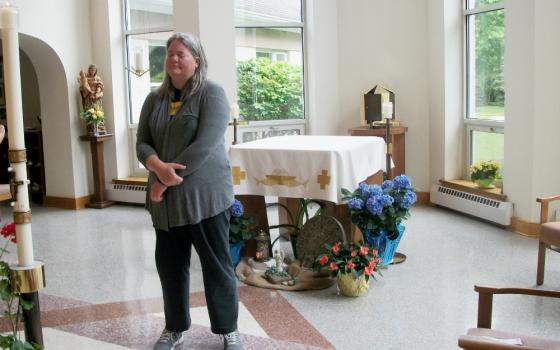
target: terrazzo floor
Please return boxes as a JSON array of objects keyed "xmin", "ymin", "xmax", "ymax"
[{"xmin": 0, "ymin": 203, "xmax": 558, "ymax": 349}]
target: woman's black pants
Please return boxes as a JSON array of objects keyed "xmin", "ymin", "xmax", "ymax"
[{"xmin": 155, "ymin": 210, "xmax": 238, "ymax": 334}]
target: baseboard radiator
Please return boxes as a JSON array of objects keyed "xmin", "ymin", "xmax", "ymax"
[
  {"xmin": 107, "ymin": 183, "xmax": 146, "ymax": 204},
  {"xmin": 430, "ymin": 183, "xmax": 513, "ymax": 226}
]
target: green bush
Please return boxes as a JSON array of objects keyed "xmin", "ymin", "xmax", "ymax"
[{"xmin": 237, "ymin": 58, "xmax": 303, "ymax": 121}]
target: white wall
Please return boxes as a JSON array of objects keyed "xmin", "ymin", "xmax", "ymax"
[
  {"xmin": 12, "ymin": 0, "xmax": 93, "ymax": 198},
  {"xmin": 427, "ymin": 0, "xmax": 446, "ymax": 187},
  {"xmin": 89, "ymin": 0, "xmax": 131, "ymax": 183},
  {"xmin": 174, "ymin": 0, "xmax": 237, "ymax": 145},
  {"xmin": 442, "ymin": 0, "xmax": 463, "ymax": 181},
  {"xmin": 20, "ymin": 50, "xmax": 41, "ymax": 129},
  {"xmin": 531, "ymin": 0, "xmax": 560, "ymax": 220},
  {"xmin": 305, "ymin": 0, "xmax": 339, "ymax": 136},
  {"xmin": 335, "ymin": 0, "xmax": 431, "ymax": 191},
  {"xmin": 504, "ymin": 0, "xmax": 536, "ymax": 221},
  {"xmin": 504, "ymin": 0, "xmax": 560, "ymax": 221}
]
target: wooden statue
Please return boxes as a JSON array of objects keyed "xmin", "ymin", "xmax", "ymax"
[{"xmin": 78, "ymin": 64, "xmax": 107, "ymax": 135}]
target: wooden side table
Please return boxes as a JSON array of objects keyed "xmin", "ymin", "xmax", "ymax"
[
  {"xmin": 348, "ymin": 126, "xmax": 408, "ymax": 178},
  {"xmin": 79, "ymin": 134, "xmax": 114, "ymax": 209}
]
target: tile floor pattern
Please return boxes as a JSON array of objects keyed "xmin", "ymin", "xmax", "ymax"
[
  {"xmin": 0, "ymin": 287, "xmax": 333, "ymax": 349},
  {"xmin": 0, "ymin": 204, "xmax": 558, "ymax": 349}
]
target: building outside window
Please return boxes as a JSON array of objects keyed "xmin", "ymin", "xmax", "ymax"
[
  {"xmin": 464, "ymin": 0, "xmax": 505, "ymax": 176},
  {"xmin": 123, "ymin": 0, "xmax": 172, "ymax": 174},
  {"xmin": 234, "ymin": 0, "xmax": 306, "ymax": 142}
]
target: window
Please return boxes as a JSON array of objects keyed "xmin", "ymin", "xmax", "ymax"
[
  {"xmin": 234, "ymin": 0, "xmax": 306, "ymax": 141},
  {"xmin": 464, "ymin": 0, "xmax": 504, "ymax": 174},
  {"xmin": 123, "ymin": 0, "xmax": 172, "ymax": 174}
]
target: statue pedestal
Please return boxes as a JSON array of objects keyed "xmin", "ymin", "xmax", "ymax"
[{"xmin": 79, "ymin": 134, "xmax": 114, "ymax": 209}]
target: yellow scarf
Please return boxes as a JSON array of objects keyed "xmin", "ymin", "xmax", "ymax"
[{"xmin": 170, "ymin": 101, "xmax": 182, "ymax": 117}]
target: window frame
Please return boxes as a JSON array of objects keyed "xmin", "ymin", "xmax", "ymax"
[
  {"xmin": 463, "ymin": 0, "xmax": 505, "ymax": 176},
  {"xmin": 234, "ymin": 0, "xmax": 308, "ymax": 140}
]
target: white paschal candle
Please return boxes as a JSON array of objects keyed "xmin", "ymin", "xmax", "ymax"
[
  {"xmin": 0, "ymin": 3, "xmax": 34, "ymax": 266},
  {"xmin": 382, "ymin": 101, "xmax": 393, "ymax": 119}
]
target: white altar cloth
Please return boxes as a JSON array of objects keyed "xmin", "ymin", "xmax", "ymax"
[{"xmin": 229, "ymin": 135, "xmax": 388, "ymax": 204}]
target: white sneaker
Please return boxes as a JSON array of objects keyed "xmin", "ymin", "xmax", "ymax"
[{"xmin": 222, "ymin": 329, "xmax": 243, "ymax": 350}]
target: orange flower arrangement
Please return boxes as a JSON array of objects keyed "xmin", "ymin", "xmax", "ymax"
[{"xmin": 316, "ymin": 241, "xmax": 382, "ymax": 282}]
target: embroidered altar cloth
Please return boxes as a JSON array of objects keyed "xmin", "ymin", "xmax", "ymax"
[{"xmin": 229, "ymin": 135, "xmax": 388, "ymax": 204}]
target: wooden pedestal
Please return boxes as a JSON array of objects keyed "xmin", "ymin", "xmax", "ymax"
[
  {"xmin": 80, "ymin": 134, "xmax": 114, "ymax": 209},
  {"xmin": 348, "ymin": 126, "xmax": 408, "ymax": 178}
]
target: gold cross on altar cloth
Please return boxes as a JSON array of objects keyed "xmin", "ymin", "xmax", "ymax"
[
  {"xmin": 231, "ymin": 166, "xmax": 246, "ymax": 185},
  {"xmin": 317, "ymin": 169, "xmax": 331, "ymax": 189}
]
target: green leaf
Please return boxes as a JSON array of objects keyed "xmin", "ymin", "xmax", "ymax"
[
  {"xmin": 19, "ymin": 297, "xmax": 34, "ymax": 311},
  {"xmin": 12, "ymin": 339, "xmax": 26, "ymax": 350},
  {"xmin": 0, "ymin": 280, "xmax": 13, "ymax": 300},
  {"xmin": 0, "ymin": 334, "xmax": 14, "ymax": 348}
]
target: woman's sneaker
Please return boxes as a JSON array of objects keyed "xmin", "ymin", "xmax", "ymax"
[
  {"xmin": 153, "ymin": 329, "xmax": 184, "ymax": 350},
  {"xmin": 222, "ymin": 329, "xmax": 243, "ymax": 349}
]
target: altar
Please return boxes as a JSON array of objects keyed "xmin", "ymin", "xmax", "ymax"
[
  {"xmin": 229, "ymin": 135, "xmax": 387, "ymax": 203},
  {"xmin": 229, "ymin": 135, "xmax": 389, "ymax": 244}
]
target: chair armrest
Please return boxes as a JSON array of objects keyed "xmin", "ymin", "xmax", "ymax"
[
  {"xmin": 458, "ymin": 335, "xmax": 542, "ymax": 350},
  {"xmin": 475, "ymin": 285, "xmax": 560, "ymax": 298},
  {"xmin": 537, "ymin": 195, "xmax": 560, "ymax": 224},
  {"xmin": 536, "ymin": 195, "xmax": 560, "ymax": 203},
  {"xmin": 474, "ymin": 285, "xmax": 560, "ymax": 328}
]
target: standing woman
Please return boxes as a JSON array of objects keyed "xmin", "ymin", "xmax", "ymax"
[{"xmin": 136, "ymin": 32, "xmax": 242, "ymax": 350}]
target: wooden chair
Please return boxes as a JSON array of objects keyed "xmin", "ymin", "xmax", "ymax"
[
  {"xmin": 458, "ymin": 285, "xmax": 560, "ymax": 349},
  {"xmin": 536, "ymin": 195, "xmax": 560, "ymax": 285}
]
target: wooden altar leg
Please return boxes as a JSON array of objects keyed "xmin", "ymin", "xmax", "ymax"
[
  {"xmin": 278, "ymin": 197, "xmax": 301, "ymax": 238},
  {"xmin": 364, "ymin": 169, "xmax": 385, "ymax": 184},
  {"xmin": 322, "ymin": 169, "xmax": 385, "ymax": 243},
  {"xmin": 235, "ymin": 195, "xmax": 270, "ymax": 257}
]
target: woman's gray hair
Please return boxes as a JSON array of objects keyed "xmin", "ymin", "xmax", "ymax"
[{"xmin": 158, "ymin": 32, "xmax": 208, "ymax": 101}]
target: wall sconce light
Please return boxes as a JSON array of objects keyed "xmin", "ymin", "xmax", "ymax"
[{"xmin": 125, "ymin": 48, "xmax": 149, "ymax": 77}]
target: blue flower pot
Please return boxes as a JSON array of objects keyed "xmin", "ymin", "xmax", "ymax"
[
  {"xmin": 229, "ymin": 241, "xmax": 245, "ymax": 268},
  {"xmin": 363, "ymin": 224, "xmax": 405, "ymax": 266}
]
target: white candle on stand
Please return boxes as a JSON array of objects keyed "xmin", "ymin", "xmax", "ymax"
[
  {"xmin": 135, "ymin": 49, "xmax": 144, "ymax": 72},
  {"xmin": 230, "ymin": 103, "xmax": 239, "ymax": 121},
  {"xmin": 382, "ymin": 101, "xmax": 393, "ymax": 119},
  {"xmin": 0, "ymin": 3, "xmax": 34, "ymax": 266}
]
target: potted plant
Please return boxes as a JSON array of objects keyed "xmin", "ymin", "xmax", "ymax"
[
  {"xmin": 315, "ymin": 241, "xmax": 382, "ymax": 297},
  {"xmin": 341, "ymin": 175, "xmax": 416, "ymax": 265},
  {"xmin": 80, "ymin": 106, "xmax": 105, "ymax": 136},
  {"xmin": 229, "ymin": 199, "xmax": 256, "ymax": 268},
  {"xmin": 469, "ymin": 160, "xmax": 501, "ymax": 189},
  {"xmin": 267, "ymin": 198, "xmax": 322, "ymax": 257}
]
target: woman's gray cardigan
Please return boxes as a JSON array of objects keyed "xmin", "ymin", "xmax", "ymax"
[{"xmin": 136, "ymin": 80, "xmax": 234, "ymax": 230}]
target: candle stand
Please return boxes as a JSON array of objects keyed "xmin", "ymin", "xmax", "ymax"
[{"xmin": 228, "ymin": 118, "xmax": 248, "ymax": 145}]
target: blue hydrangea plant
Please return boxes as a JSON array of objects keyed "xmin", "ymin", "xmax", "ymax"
[
  {"xmin": 342, "ymin": 175, "xmax": 417, "ymax": 240},
  {"xmin": 229, "ymin": 199, "xmax": 256, "ymax": 244}
]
